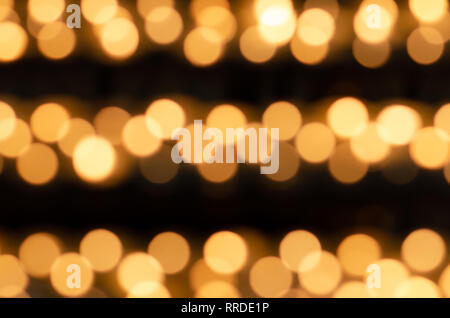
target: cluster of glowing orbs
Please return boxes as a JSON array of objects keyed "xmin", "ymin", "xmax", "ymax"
[
  {"xmin": 295, "ymin": 123, "xmax": 336, "ymax": 163},
  {"xmin": 0, "ymin": 255, "xmax": 28, "ymax": 297},
  {"xmin": 401, "ymin": 229, "xmax": 446, "ymax": 273},
  {"xmin": 81, "ymin": 0, "xmax": 118, "ymax": 25},
  {"xmin": 262, "ymin": 101, "xmax": 301, "ymax": 141},
  {"xmin": 0, "ymin": 22, "xmax": 28, "ymax": 62},
  {"xmin": 328, "ymin": 143, "xmax": 368, "ymax": 184},
  {"xmin": 37, "ymin": 21, "xmax": 76, "ymax": 60},
  {"xmin": 137, "ymin": 0, "xmax": 173, "ymax": 19},
  {"xmin": 0, "ymin": 101, "xmax": 16, "ymax": 141},
  {"xmin": 327, "ymin": 98, "xmax": 369, "ymax": 139},
  {"xmin": 394, "ymin": 277, "xmax": 441, "ymax": 298},
  {"xmin": 58, "ymin": 118, "xmax": 95, "ymax": 157},
  {"xmin": 19, "ymin": 233, "xmax": 61, "ymax": 278},
  {"xmin": 189, "ymin": 259, "xmax": 236, "ymax": 291},
  {"xmin": 80, "ymin": 229, "xmax": 123, "ymax": 272},
  {"xmin": 350, "ymin": 123, "xmax": 390, "ymax": 164},
  {"xmin": 144, "ymin": 7, "xmax": 183, "ymax": 45},
  {"xmin": 204, "ymin": 231, "xmax": 248, "ymax": 275},
  {"xmin": 148, "ymin": 232, "xmax": 190, "ymax": 274},
  {"xmin": 409, "ymin": 127, "xmax": 448, "ymax": 169},
  {"xmin": 256, "ymin": 1, "xmax": 296, "ymax": 46},
  {"xmin": 28, "ymin": 0, "xmax": 65, "ymax": 24},
  {"xmin": 333, "ymin": 281, "xmax": 372, "ymax": 298},
  {"xmin": 206, "ymin": 104, "xmax": 247, "ymax": 138},
  {"xmin": 407, "ymin": 27, "xmax": 444, "ymax": 65},
  {"xmin": 94, "ymin": 106, "xmax": 130, "ymax": 145},
  {"xmin": 195, "ymin": 280, "xmax": 240, "ymax": 298},
  {"xmin": 100, "ymin": 18, "xmax": 139, "ymax": 60},
  {"xmin": 184, "ymin": 27, "xmax": 223, "ymax": 67},
  {"xmin": 0, "ymin": 119, "xmax": 32, "ymax": 158},
  {"xmin": 352, "ymin": 39, "xmax": 390, "ymax": 68},
  {"xmin": 17, "ymin": 143, "xmax": 59, "ymax": 185},
  {"xmin": 376, "ymin": 105, "xmax": 422, "ymax": 145},
  {"xmin": 297, "ymin": 8, "xmax": 335, "ymax": 46},
  {"xmin": 240, "ymin": 26, "xmax": 276, "ymax": 63},
  {"xmin": 290, "ymin": 35, "xmax": 328, "ymax": 65},
  {"xmin": 279, "ymin": 230, "xmax": 321, "ymax": 272},
  {"xmin": 145, "ymin": 99, "xmax": 185, "ymax": 139},
  {"xmin": 122, "ymin": 115, "xmax": 162, "ymax": 157},
  {"xmin": 73, "ymin": 136, "xmax": 116, "ymax": 183},
  {"xmin": 366, "ymin": 259, "xmax": 409, "ymax": 297},
  {"xmin": 31, "ymin": 103, "xmax": 70, "ymax": 143},
  {"xmin": 195, "ymin": 6, "xmax": 236, "ymax": 43},
  {"xmin": 250, "ymin": 256, "xmax": 293, "ymax": 297},
  {"xmin": 409, "ymin": 0, "xmax": 447, "ymax": 23},
  {"xmin": 127, "ymin": 281, "xmax": 170, "ymax": 298}
]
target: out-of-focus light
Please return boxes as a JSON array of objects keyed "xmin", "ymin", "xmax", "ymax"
[
  {"xmin": 256, "ymin": 1, "xmax": 296, "ymax": 46},
  {"xmin": 145, "ymin": 99, "xmax": 185, "ymax": 139},
  {"xmin": 381, "ymin": 148, "xmax": 418, "ymax": 185},
  {"xmin": 50, "ymin": 253, "xmax": 94, "ymax": 297},
  {"xmin": 196, "ymin": 280, "xmax": 240, "ymax": 298},
  {"xmin": 409, "ymin": 127, "xmax": 448, "ymax": 169},
  {"xmin": 197, "ymin": 162, "xmax": 238, "ymax": 183},
  {"xmin": 148, "ymin": 232, "xmax": 190, "ymax": 274},
  {"xmin": 401, "ymin": 229, "xmax": 446, "ymax": 273},
  {"xmin": 206, "ymin": 104, "xmax": 247, "ymax": 141},
  {"xmin": 0, "ymin": 0, "xmax": 13, "ymax": 21},
  {"xmin": 407, "ymin": 27, "xmax": 444, "ymax": 65},
  {"xmin": 17, "ymin": 143, "xmax": 58, "ymax": 185},
  {"xmin": 366, "ymin": 258, "xmax": 409, "ymax": 297},
  {"xmin": 81, "ymin": 0, "xmax": 118, "ymax": 25},
  {"xmin": 137, "ymin": 0, "xmax": 173, "ymax": 19},
  {"xmin": 298, "ymin": 251, "xmax": 342, "ymax": 296},
  {"xmin": 204, "ymin": 231, "xmax": 248, "ymax": 275},
  {"xmin": 250, "ymin": 256, "xmax": 292, "ymax": 297},
  {"xmin": 31, "ymin": 103, "xmax": 70, "ymax": 143},
  {"xmin": 240, "ymin": 26, "xmax": 277, "ymax": 63},
  {"xmin": 337, "ymin": 234, "xmax": 381, "ymax": 277},
  {"xmin": 0, "ymin": 22, "xmax": 28, "ymax": 62},
  {"xmin": 354, "ymin": 0, "xmax": 398, "ymax": 44},
  {"xmin": 328, "ymin": 142, "xmax": 368, "ymax": 184},
  {"xmin": 262, "ymin": 101, "xmax": 301, "ymax": 141},
  {"xmin": 19, "ymin": 233, "xmax": 60, "ymax": 278},
  {"xmin": 94, "ymin": 106, "xmax": 131, "ymax": 146},
  {"xmin": 189, "ymin": 259, "xmax": 236, "ymax": 291},
  {"xmin": 117, "ymin": 252, "xmax": 164, "ymax": 293},
  {"xmin": 190, "ymin": 0, "xmax": 229, "ymax": 19},
  {"xmin": 304, "ymin": 0, "xmax": 340, "ymax": 19},
  {"xmin": 352, "ymin": 39, "xmax": 390, "ymax": 68},
  {"xmin": 297, "ymin": 9, "xmax": 335, "ymax": 46},
  {"xmin": 265, "ymin": 142, "xmax": 299, "ymax": 182},
  {"xmin": 0, "ymin": 255, "xmax": 28, "ymax": 297},
  {"xmin": 28, "ymin": 0, "xmax": 65, "ymax": 24},
  {"xmin": 394, "ymin": 276, "xmax": 440, "ymax": 298},
  {"xmin": 100, "ymin": 18, "xmax": 139, "ymax": 60},
  {"xmin": 37, "ymin": 21, "xmax": 76, "ymax": 60},
  {"xmin": 434, "ymin": 104, "xmax": 450, "ymax": 139},
  {"xmin": 376, "ymin": 105, "xmax": 422, "ymax": 145},
  {"xmin": 0, "ymin": 119, "xmax": 32, "ymax": 158},
  {"xmin": 295, "ymin": 122, "xmax": 336, "ymax": 163},
  {"xmin": 350, "ymin": 122, "xmax": 390, "ymax": 164},
  {"xmin": 0, "ymin": 101, "xmax": 16, "ymax": 141},
  {"xmin": 73, "ymin": 136, "xmax": 116, "ymax": 183},
  {"xmin": 438, "ymin": 265, "xmax": 450, "ymax": 297},
  {"xmin": 127, "ymin": 281, "xmax": 170, "ymax": 298},
  {"xmin": 409, "ymin": 0, "xmax": 447, "ymax": 23},
  {"xmin": 58, "ymin": 118, "xmax": 95, "ymax": 157},
  {"xmin": 196, "ymin": 6, "xmax": 236, "ymax": 43},
  {"xmin": 333, "ymin": 281, "xmax": 372, "ymax": 298},
  {"xmin": 144, "ymin": 7, "xmax": 183, "ymax": 45},
  {"xmin": 279, "ymin": 230, "xmax": 321, "ymax": 272},
  {"xmin": 327, "ymin": 97, "xmax": 369, "ymax": 138},
  {"xmin": 184, "ymin": 27, "xmax": 223, "ymax": 67},
  {"xmin": 80, "ymin": 229, "xmax": 123, "ymax": 273},
  {"xmin": 140, "ymin": 144, "xmax": 179, "ymax": 184},
  {"xmin": 290, "ymin": 35, "xmax": 328, "ymax": 65},
  {"xmin": 122, "ymin": 115, "xmax": 162, "ymax": 157}
]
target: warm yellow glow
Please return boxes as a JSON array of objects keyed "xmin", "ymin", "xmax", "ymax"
[
  {"xmin": 304, "ymin": 0, "xmax": 340, "ymax": 19},
  {"xmin": 94, "ymin": 106, "xmax": 130, "ymax": 145},
  {"xmin": 196, "ymin": 6, "xmax": 236, "ymax": 43},
  {"xmin": 297, "ymin": 9, "xmax": 335, "ymax": 46},
  {"xmin": 350, "ymin": 122, "xmax": 390, "ymax": 164},
  {"xmin": 240, "ymin": 26, "xmax": 277, "ymax": 63},
  {"xmin": 204, "ymin": 231, "xmax": 248, "ymax": 275},
  {"xmin": 366, "ymin": 259, "xmax": 409, "ymax": 297},
  {"xmin": 352, "ymin": 39, "xmax": 390, "ymax": 68},
  {"xmin": 290, "ymin": 35, "xmax": 328, "ymax": 65},
  {"xmin": 122, "ymin": 115, "xmax": 162, "ymax": 157},
  {"xmin": 190, "ymin": 0, "xmax": 229, "ymax": 19},
  {"xmin": 256, "ymin": 1, "xmax": 296, "ymax": 45},
  {"xmin": 0, "ymin": 119, "xmax": 32, "ymax": 158},
  {"xmin": 144, "ymin": 7, "xmax": 183, "ymax": 45},
  {"xmin": 250, "ymin": 256, "xmax": 292, "ymax": 297},
  {"xmin": 148, "ymin": 232, "xmax": 190, "ymax": 274},
  {"xmin": 198, "ymin": 162, "xmax": 238, "ymax": 183},
  {"xmin": 333, "ymin": 281, "xmax": 372, "ymax": 298},
  {"xmin": 0, "ymin": 0, "xmax": 13, "ymax": 21},
  {"xmin": 50, "ymin": 253, "xmax": 94, "ymax": 297},
  {"xmin": 407, "ymin": 27, "xmax": 444, "ymax": 65},
  {"xmin": 17, "ymin": 143, "xmax": 58, "ymax": 185},
  {"xmin": 401, "ymin": 229, "xmax": 446, "ymax": 273},
  {"xmin": 439, "ymin": 264, "xmax": 450, "ymax": 297},
  {"xmin": 117, "ymin": 252, "xmax": 164, "ymax": 292},
  {"xmin": 409, "ymin": 0, "xmax": 447, "ymax": 23},
  {"xmin": 0, "ymin": 101, "xmax": 16, "ymax": 141},
  {"xmin": 19, "ymin": 233, "xmax": 60, "ymax": 278},
  {"xmin": 81, "ymin": 0, "xmax": 118, "ymax": 24},
  {"xmin": 100, "ymin": 18, "xmax": 139, "ymax": 60},
  {"xmin": 434, "ymin": 104, "xmax": 450, "ymax": 139},
  {"xmin": 127, "ymin": 281, "xmax": 170, "ymax": 298},
  {"xmin": 409, "ymin": 127, "xmax": 448, "ymax": 169},
  {"xmin": 327, "ymin": 97, "xmax": 369, "ymax": 138},
  {"xmin": 28, "ymin": 0, "xmax": 65, "ymax": 24},
  {"xmin": 31, "ymin": 103, "xmax": 70, "ymax": 143},
  {"xmin": 377, "ymin": 105, "xmax": 422, "ymax": 145},
  {"xmin": 140, "ymin": 144, "xmax": 179, "ymax": 184},
  {"xmin": 354, "ymin": 0, "xmax": 397, "ymax": 44},
  {"xmin": 145, "ymin": 99, "xmax": 185, "ymax": 139},
  {"xmin": 196, "ymin": 280, "xmax": 240, "ymax": 298},
  {"xmin": 37, "ymin": 21, "xmax": 76, "ymax": 60},
  {"xmin": 0, "ymin": 22, "xmax": 28, "ymax": 62},
  {"xmin": 262, "ymin": 101, "xmax": 302, "ymax": 141},
  {"xmin": 337, "ymin": 234, "xmax": 381, "ymax": 277},
  {"xmin": 137, "ymin": 0, "xmax": 173, "ymax": 18},
  {"xmin": 189, "ymin": 259, "xmax": 236, "ymax": 291},
  {"xmin": 0, "ymin": 255, "xmax": 28, "ymax": 297},
  {"xmin": 295, "ymin": 122, "xmax": 336, "ymax": 163},
  {"xmin": 184, "ymin": 27, "xmax": 223, "ymax": 67},
  {"xmin": 328, "ymin": 143, "xmax": 368, "ymax": 184},
  {"xmin": 265, "ymin": 142, "xmax": 300, "ymax": 182},
  {"xmin": 73, "ymin": 136, "xmax": 116, "ymax": 183},
  {"xmin": 279, "ymin": 230, "xmax": 321, "ymax": 272},
  {"xmin": 80, "ymin": 229, "xmax": 123, "ymax": 272},
  {"xmin": 206, "ymin": 104, "xmax": 247, "ymax": 143},
  {"xmin": 58, "ymin": 118, "xmax": 95, "ymax": 157},
  {"xmin": 394, "ymin": 276, "xmax": 441, "ymax": 298}
]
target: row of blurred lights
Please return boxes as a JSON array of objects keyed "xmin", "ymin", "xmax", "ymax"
[
  {"xmin": 1, "ymin": 97, "xmax": 450, "ymax": 186},
  {"xmin": 0, "ymin": 0, "xmax": 449, "ymax": 67},
  {"xmin": 0, "ymin": 227, "xmax": 449, "ymax": 297}
]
